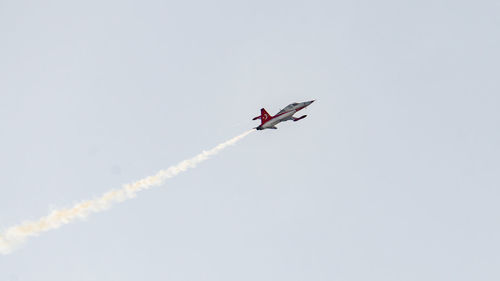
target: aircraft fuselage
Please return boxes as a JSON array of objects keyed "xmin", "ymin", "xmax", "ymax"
[{"xmin": 253, "ymin": 100, "xmax": 314, "ymax": 130}]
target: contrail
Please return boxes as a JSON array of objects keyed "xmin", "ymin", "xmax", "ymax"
[{"xmin": 0, "ymin": 129, "xmax": 255, "ymax": 255}]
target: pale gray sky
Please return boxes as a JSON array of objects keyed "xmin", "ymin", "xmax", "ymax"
[{"xmin": 1, "ymin": 0, "xmax": 499, "ymax": 280}]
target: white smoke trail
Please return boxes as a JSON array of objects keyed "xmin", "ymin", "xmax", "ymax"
[{"xmin": 0, "ymin": 129, "xmax": 255, "ymax": 255}]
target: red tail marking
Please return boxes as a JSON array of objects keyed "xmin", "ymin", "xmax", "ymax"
[{"xmin": 260, "ymin": 108, "xmax": 272, "ymax": 124}]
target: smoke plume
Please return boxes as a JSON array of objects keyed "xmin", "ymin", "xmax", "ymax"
[{"xmin": 0, "ymin": 129, "xmax": 254, "ymax": 254}]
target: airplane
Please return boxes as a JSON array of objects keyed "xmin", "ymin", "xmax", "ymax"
[{"xmin": 253, "ymin": 100, "xmax": 315, "ymax": 130}]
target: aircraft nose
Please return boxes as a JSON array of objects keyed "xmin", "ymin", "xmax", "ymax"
[{"xmin": 308, "ymin": 100, "xmax": 315, "ymax": 105}]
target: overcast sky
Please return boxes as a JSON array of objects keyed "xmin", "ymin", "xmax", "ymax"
[{"xmin": 0, "ymin": 0, "xmax": 499, "ymax": 280}]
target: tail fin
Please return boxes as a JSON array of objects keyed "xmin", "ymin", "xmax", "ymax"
[
  {"xmin": 252, "ymin": 108, "xmax": 273, "ymax": 124},
  {"xmin": 260, "ymin": 108, "xmax": 272, "ymax": 124}
]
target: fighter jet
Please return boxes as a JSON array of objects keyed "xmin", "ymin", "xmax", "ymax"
[{"xmin": 253, "ymin": 100, "xmax": 315, "ymax": 130}]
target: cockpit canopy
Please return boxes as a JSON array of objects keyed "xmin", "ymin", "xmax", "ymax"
[{"xmin": 277, "ymin": 102, "xmax": 299, "ymax": 115}]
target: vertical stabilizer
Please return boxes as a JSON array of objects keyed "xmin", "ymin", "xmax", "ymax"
[{"xmin": 260, "ymin": 108, "xmax": 272, "ymax": 124}]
